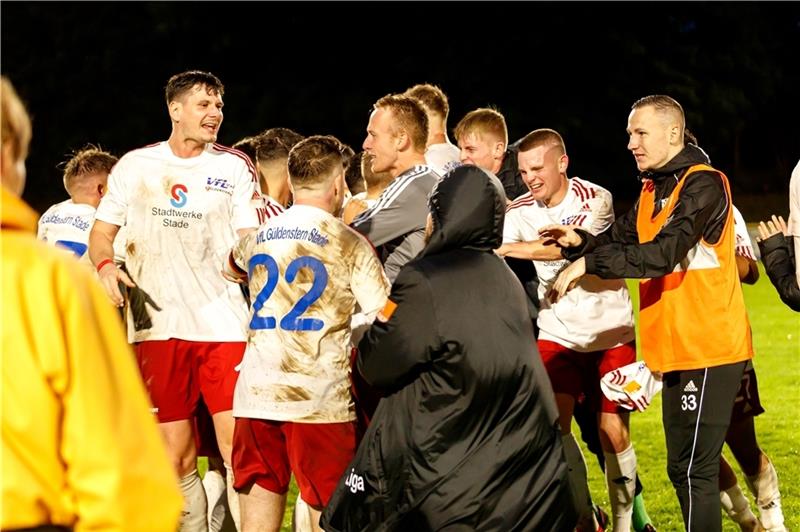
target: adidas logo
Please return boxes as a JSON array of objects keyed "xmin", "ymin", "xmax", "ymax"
[{"xmin": 683, "ymin": 380, "xmax": 698, "ymax": 393}]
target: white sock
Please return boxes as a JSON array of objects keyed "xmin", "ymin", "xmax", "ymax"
[
  {"xmin": 202, "ymin": 469, "xmax": 227, "ymax": 532},
  {"xmin": 179, "ymin": 469, "xmax": 209, "ymax": 532},
  {"xmin": 745, "ymin": 458, "xmax": 786, "ymax": 531},
  {"xmin": 604, "ymin": 445, "xmax": 636, "ymax": 532},
  {"xmin": 292, "ymin": 496, "xmax": 313, "ymax": 532},
  {"xmin": 561, "ymin": 433, "xmax": 595, "ymax": 524},
  {"xmin": 720, "ymin": 483, "xmax": 760, "ymax": 531},
  {"xmin": 225, "ymin": 463, "xmax": 242, "ymax": 532}
]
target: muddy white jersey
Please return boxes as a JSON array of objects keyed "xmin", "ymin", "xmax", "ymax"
[
  {"xmin": 732, "ymin": 205, "xmax": 755, "ymax": 260},
  {"xmin": 95, "ymin": 141, "xmax": 259, "ymax": 343},
  {"xmin": 231, "ymin": 204, "xmax": 390, "ymax": 423},
  {"xmin": 504, "ymin": 177, "xmax": 635, "ymax": 351},
  {"xmin": 38, "ymin": 199, "xmax": 127, "ymax": 264}
]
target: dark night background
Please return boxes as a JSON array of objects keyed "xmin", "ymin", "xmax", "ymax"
[{"xmin": 2, "ymin": 2, "xmax": 799, "ymax": 216}]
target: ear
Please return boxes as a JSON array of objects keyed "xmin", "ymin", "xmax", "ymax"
[
  {"xmin": 97, "ymin": 183, "xmax": 106, "ymax": 198},
  {"xmin": 168, "ymin": 100, "xmax": 182, "ymax": 122},
  {"xmin": 492, "ymin": 141, "xmax": 506, "ymax": 160},
  {"xmin": 559, "ymin": 153, "xmax": 569, "ymax": 174},
  {"xmin": 394, "ymin": 129, "xmax": 409, "ymax": 151},
  {"xmin": 669, "ymin": 124, "xmax": 681, "ymax": 145}
]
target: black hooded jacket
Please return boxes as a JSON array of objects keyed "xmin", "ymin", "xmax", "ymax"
[
  {"xmin": 321, "ymin": 165, "xmax": 576, "ymax": 532},
  {"xmin": 758, "ymin": 233, "xmax": 800, "ymax": 311},
  {"xmin": 563, "ymin": 143, "xmax": 730, "ymax": 278}
]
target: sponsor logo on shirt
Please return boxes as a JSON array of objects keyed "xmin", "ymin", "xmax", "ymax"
[
  {"xmin": 170, "ymin": 184, "xmax": 188, "ymax": 208},
  {"xmin": 206, "ymin": 177, "xmax": 233, "ymax": 195}
]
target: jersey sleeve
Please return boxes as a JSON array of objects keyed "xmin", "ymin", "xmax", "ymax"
[
  {"xmin": 94, "ymin": 157, "xmax": 129, "ymax": 227},
  {"xmin": 230, "ymin": 158, "xmax": 259, "ymax": 232},
  {"xmin": 502, "ymin": 209, "xmax": 524, "ymax": 243},
  {"xmin": 732, "ymin": 205, "xmax": 756, "ymax": 260},
  {"xmin": 351, "ymin": 238, "xmax": 391, "ymax": 316},
  {"xmin": 231, "ymin": 230, "xmax": 258, "ymax": 273},
  {"xmin": 582, "ymin": 189, "xmax": 615, "ymax": 236},
  {"xmin": 351, "ymin": 183, "xmax": 428, "ymax": 247}
]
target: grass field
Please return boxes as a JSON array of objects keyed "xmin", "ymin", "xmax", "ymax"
[{"xmin": 208, "ymin": 264, "xmax": 798, "ymax": 531}]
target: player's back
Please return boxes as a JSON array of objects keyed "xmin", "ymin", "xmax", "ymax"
[
  {"xmin": 37, "ymin": 199, "xmax": 95, "ymax": 257},
  {"xmin": 232, "ymin": 204, "xmax": 386, "ymax": 423}
]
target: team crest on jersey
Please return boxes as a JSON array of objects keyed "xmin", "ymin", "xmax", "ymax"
[{"xmin": 206, "ymin": 177, "xmax": 234, "ymax": 195}]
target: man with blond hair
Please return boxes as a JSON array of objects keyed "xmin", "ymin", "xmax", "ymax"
[
  {"xmin": 404, "ymin": 83, "xmax": 460, "ymax": 177},
  {"xmin": 38, "ymin": 145, "xmax": 118, "ymax": 258},
  {"xmin": 352, "ymin": 93, "xmax": 438, "ymax": 282}
]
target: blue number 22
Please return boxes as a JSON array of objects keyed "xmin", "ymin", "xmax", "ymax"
[{"xmin": 248, "ymin": 254, "xmax": 328, "ymax": 331}]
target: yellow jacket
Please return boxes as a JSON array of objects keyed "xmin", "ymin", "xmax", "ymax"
[{"xmin": 1, "ymin": 188, "xmax": 182, "ymax": 531}]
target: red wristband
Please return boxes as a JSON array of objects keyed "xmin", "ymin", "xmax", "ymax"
[{"xmin": 96, "ymin": 258, "xmax": 114, "ymax": 273}]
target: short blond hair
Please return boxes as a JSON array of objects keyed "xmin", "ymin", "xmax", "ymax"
[
  {"xmin": 61, "ymin": 145, "xmax": 118, "ymax": 195},
  {"xmin": 405, "ymin": 83, "xmax": 449, "ymax": 118},
  {"xmin": 373, "ymin": 94, "xmax": 428, "ymax": 152},
  {"xmin": 453, "ymin": 108, "xmax": 508, "ymax": 145},
  {"xmin": 1, "ymin": 76, "xmax": 32, "ymax": 161}
]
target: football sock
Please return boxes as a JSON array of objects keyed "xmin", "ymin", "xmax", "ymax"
[
  {"xmin": 745, "ymin": 458, "xmax": 786, "ymax": 531},
  {"xmin": 720, "ymin": 483, "xmax": 759, "ymax": 531},
  {"xmin": 202, "ymin": 468, "xmax": 227, "ymax": 532},
  {"xmin": 225, "ymin": 463, "xmax": 242, "ymax": 532},
  {"xmin": 631, "ymin": 492, "xmax": 653, "ymax": 531},
  {"xmin": 179, "ymin": 469, "xmax": 209, "ymax": 532},
  {"xmin": 604, "ymin": 445, "xmax": 636, "ymax": 532}
]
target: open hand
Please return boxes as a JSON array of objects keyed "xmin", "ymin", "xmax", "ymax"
[
  {"xmin": 547, "ymin": 257, "xmax": 586, "ymax": 302},
  {"xmin": 756, "ymin": 214, "xmax": 788, "ymax": 242},
  {"xmin": 538, "ymin": 224, "xmax": 583, "ymax": 248}
]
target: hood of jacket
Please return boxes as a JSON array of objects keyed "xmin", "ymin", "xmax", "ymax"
[
  {"xmin": 1, "ymin": 186, "xmax": 38, "ymax": 232},
  {"xmin": 420, "ymin": 164, "xmax": 506, "ymax": 257},
  {"xmin": 640, "ymin": 143, "xmax": 711, "ymax": 182}
]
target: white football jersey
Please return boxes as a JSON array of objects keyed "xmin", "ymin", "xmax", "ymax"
[
  {"xmin": 39, "ymin": 199, "xmax": 127, "ymax": 264},
  {"xmin": 504, "ymin": 177, "xmax": 635, "ymax": 351},
  {"xmin": 732, "ymin": 205, "xmax": 755, "ymax": 260},
  {"xmin": 425, "ymin": 142, "xmax": 461, "ymax": 178},
  {"xmin": 95, "ymin": 141, "xmax": 259, "ymax": 343},
  {"xmin": 231, "ymin": 204, "xmax": 390, "ymax": 423},
  {"xmin": 38, "ymin": 199, "xmax": 95, "ymax": 258}
]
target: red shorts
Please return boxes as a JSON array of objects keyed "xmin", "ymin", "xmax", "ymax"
[
  {"xmin": 538, "ymin": 339, "xmax": 636, "ymax": 413},
  {"xmin": 135, "ymin": 339, "xmax": 245, "ymax": 423},
  {"xmin": 232, "ymin": 418, "xmax": 356, "ymax": 509},
  {"xmin": 731, "ymin": 361, "xmax": 765, "ymax": 422}
]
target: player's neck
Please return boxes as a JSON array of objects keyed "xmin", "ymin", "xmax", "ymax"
[
  {"xmin": 168, "ymin": 135, "xmax": 206, "ymax": 159},
  {"xmin": 542, "ymin": 177, "xmax": 570, "ymax": 208},
  {"xmin": 391, "ymin": 152, "xmax": 427, "ymax": 179}
]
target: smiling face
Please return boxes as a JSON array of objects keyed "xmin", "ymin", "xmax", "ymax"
[
  {"xmin": 517, "ymin": 143, "xmax": 569, "ymax": 207},
  {"xmin": 457, "ymin": 131, "xmax": 504, "ymax": 174},
  {"xmin": 170, "ymin": 83, "xmax": 224, "ymax": 145},
  {"xmin": 363, "ymin": 107, "xmax": 399, "ymax": 176},
  {"xmin": 626, "ymin": 104, "xmax": 682, "ymax": 172}
]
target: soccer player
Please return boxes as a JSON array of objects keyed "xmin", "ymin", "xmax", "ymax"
[
  {"xmin": 2, "ymin": 76, "xmax": 182, "ymax": 531},
  {"xmin": 352, "ymin": 93, "xmax": 439, "ymax": 282},
  {"xmin": 403, "ymin": 82, "xmax": 461, "ymax": 177},
  {"xmin": 496, "ymin": 128, "xmax": 638, "ymax": 532},
  {"xmin": 89, "ymin": 70, "xmax": 260, "ymax": 532},
  {"xmin": 546, "ymin": 95, "xmax": 754, "ymax": 531},
  {"xmin": 38, "ymin": 145, "xmax": 119, "ymax": 259},
  {"xmin": 223, "ymin": 135, "xmax": 390, "ymax": 532}
]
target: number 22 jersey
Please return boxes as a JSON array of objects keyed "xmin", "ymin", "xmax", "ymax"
[{"xmin": 231, "ymin": 204, "xmax": 390, "ymax": 423}]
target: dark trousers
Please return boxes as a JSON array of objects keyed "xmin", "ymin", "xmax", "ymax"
[{"xmin": 662, "ymin": 360, "xmax": 746, "ymax": 531}]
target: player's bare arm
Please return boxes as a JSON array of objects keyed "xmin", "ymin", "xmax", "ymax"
[
  {"xmin": 88, "ymin": 219, "xmax": 134, "ymax": 307},
  {"xmin": 494, "ymin": 239, "xmax": 562, "ymax": 260}
]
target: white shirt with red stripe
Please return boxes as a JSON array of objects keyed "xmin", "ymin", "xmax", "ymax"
[
  {"xmin": 231, "ymin": 204, "xmax": 390, "ymax": 423},
  {"xmin": 254, "ymin": 193, "xmax": 284, "ymax": 225},
  {"xmin": 95, "ymin": 141, "xmax": 259, "ymax": 343},
  {"xmin": 504, "ymin": 177, "xmax": 635, "ymax": 351},
  {"xmin": 732, "ymin": 205, "xmax": 755, "ymax": 260}
]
